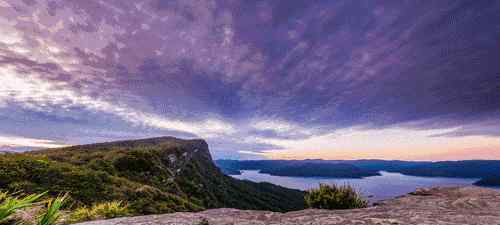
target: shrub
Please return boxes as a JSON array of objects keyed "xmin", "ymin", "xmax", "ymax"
[
  {"xmin": 304, "ymin": 184, "xmax": 367, "ymax": 210},
  {"xmin": 68, "ymin": 201, "xmax": 129, "ymax": 224}
]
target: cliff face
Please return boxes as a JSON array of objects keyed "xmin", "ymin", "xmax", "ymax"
[
  {"xmin": 0, "ymin": 137, "xmax": 305, "ymax": 215},
  {"xmin": 75, "ymin": 186, "xmax": 500, "ymax": 225}
]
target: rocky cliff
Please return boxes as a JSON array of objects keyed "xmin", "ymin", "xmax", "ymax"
[{"xmin": 76, "ymin": 186, "xmax": 500, "ymax": 225}]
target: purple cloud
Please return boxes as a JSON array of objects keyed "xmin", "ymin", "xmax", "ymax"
[{"xmin": 1, "ymin": 0, "xmax": 499, "ymax": 159}]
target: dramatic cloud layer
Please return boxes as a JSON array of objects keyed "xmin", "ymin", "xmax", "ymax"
[{"xmin": 0, "ymin": 0, "xmax": 499, "ymax": 159}]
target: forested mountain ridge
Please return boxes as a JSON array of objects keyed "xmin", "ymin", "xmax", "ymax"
[
  {"xmin": 216, "ymin": 159, "xmax": 500, "ymax": 183},
  {"xmin": 0, "ymin": 137, "xmax": 305, "ymax": 215}
]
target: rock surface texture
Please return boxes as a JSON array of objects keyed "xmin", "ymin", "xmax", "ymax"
[{"xmin": 76, "ymin": 186, "xmax": 500, "ymax": 225}]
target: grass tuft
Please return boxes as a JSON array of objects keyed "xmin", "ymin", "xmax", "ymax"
[
  {"xmin": 68, "ymin": 207, "xmax": 95, "ymax": 224},
  {"xmin": 69, "ymin": 201, "xmax": 129, "ymax": 224},
  {"xmin": 0, "ymin": 191, "xmax": 8, "ymax": 202},
  {"xmin": 91, "ymin": 201, "xmax": 129, "ymax": 219},
  {"xmin": 0, "ymin": 192, "xmax": 46, "ymax": 223},
  {"xmin": 37, "ymin": 193, "xmax": 68, "ymax": 225}
]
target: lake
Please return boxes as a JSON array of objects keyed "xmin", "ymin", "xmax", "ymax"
[{"xmin": 232, "ymin": 170, "xmax": 479, "ymax": 202}]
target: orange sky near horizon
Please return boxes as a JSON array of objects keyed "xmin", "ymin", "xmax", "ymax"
[{"xmin": 242, "ymin": 127, "xmax": 500, "ymax": 161}]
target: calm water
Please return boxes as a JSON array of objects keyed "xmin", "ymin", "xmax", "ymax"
[{"xmin": 232, "ymin": 170, "xmax": 479, "ymax": 202}]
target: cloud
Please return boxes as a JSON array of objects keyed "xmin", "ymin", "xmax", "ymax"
[
  {"xmin": 0, "ymin": 0, "xmax": 499, "ymax": 159},
  {"xmin": 248, "ymin": 119, "xmax": 315, "ymax": 140},
  {"xmin": 0, "ymin": 65, "xmax": 234, "ymax": 137},
  {"xmin": 252, "ymin": 119, "xmax": 297, "ymax": 133},
  {"xmin": 0, "ymin": 135, "xmax": 67, "ymax": 149}
]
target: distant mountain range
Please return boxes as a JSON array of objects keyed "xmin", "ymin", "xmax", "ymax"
[
  {"xmin": 215, "ymin": 159, "xmax": 500, "ymax": 187},
  {"xmin": 0, "ymin": 137, "xmax": 305, "ymax": 215}
]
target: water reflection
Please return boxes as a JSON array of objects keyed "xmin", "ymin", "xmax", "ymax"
[{"xmin": 232, "ymin": 170, "xmax": 479, "ymax": 202}]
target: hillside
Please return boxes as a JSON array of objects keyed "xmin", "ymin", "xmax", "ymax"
[
  {"xmin": 75, "ymin": 186, "xmax": 500, "ymax": 225},
  {"xmin": 0, "ymin": 137, "xmax": 305, "ymax": 214}
]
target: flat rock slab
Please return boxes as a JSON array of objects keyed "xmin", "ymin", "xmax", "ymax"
[{"xmin": 77, "ymin": 186, "xmax": 500, "ymax": 225}]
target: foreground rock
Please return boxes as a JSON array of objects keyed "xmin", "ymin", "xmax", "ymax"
[{"xmin": 77, "ymin": 186, "xmax": 500, "ymax": 225}]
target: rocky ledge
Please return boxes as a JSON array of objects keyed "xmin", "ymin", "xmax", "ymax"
[{"xmin": 76, "ymin": 186, "xmax": 500, "ymax": 225}]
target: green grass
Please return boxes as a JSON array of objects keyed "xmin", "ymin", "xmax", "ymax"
[
  {"xmin": 305, "ymin": 184, "xmax": 368, "ymax": 210},
  {"xmin": 0, "ymin": 191, "xmax": 8, "ymax": 202},
  {"xmin": 68, "ymin": 207, "xmax": 95, "ymax": 224},
  {"xmin": 91, "ymin": 201, "xmax": 129, "ymax": 219},
  {"xmin": 69, "ymin": 201, "xmax": 129, "ymax": 224},
  {"xmin": 0, "ymin": 192, "xmax": 46, "ymax": 223},
  {"xmin": 37, "ymin": 194, "xmax": 68, "ymax": 225},
  {"xmin": 0, "ymin": 191, "xmax": 129, "ymax": 225}
]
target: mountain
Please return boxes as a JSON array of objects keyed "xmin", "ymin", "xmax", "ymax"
[
  {"xmin": 217, "ymin": 159, "xmax": 500, "ymax": 180},
  {"xmin": 215, "ymin": 160, "xmax": 383, "ymax": 178},
  {"xmin": 373, "ymin": 160, "xmax": 500, "ymax": 178},
  {"xmin": 259, "ymin": 163, "xmax": 380, "ymax": 178},
  {"xmin": 215, "ymin": 160, "xmax": 380, "ymax": 178},
  {"xmin": 0, "ymin": 137, "xmax": 305, "ymax": 214}
]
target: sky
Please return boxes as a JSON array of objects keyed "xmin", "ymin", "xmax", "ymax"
[{"xmin": 0, "ymin": 0, "xmax": 499, "ymax": 160}]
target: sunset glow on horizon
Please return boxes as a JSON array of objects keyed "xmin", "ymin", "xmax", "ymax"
[{"xmin": 251, "ymin": 127, "xmax": 500, "ymax": 161}]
